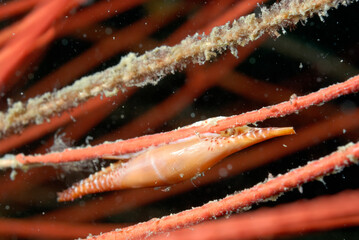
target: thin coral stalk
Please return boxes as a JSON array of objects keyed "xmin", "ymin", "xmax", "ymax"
[
  {"xmin": 24, "ymin": 0, "xmax": 149, "ymax": 53},
  {"xmin": 201, "ymin": 0, "xmax": 268, "ymax": 35},
  {"xmin": 209, "ymin": 108, "xmax": 359, "ymax": 180},
  {"xmin": 5, "ymin": 73, "xmax": 359, "ymax": 166},
  {"xmin": 0, "ymin": 166, "xmax": 59, "ymax": 202},
  {"xmin": 83, "ymin": 141, "xmax": 359, "ymax": 240},
  {"xmin": 34, "ymin": 91, "xmax": 136, "ymax": 154},
  {"xmin": 37, "ymin": 186, "xmax": 190, "ymax": 223},
  {"xmin": 0, "ymin": 218, "xmax": 121, "ymax": 239},
  {"xmin": 0, "ymin": 0, "xmax": 40, "ymax": 21},
  {"xmin": 151, "ymin": 190, "xmax": 359, "ymax": 240},
  {"xmin": 263, "ymin": 37, "xmax": 359, "ymax": 79},
  {"xmin": 165, "ymin": 0, "xmax": 237, "ymax": 45},
  {"xmin": 218, "ymin": 72, "xmax": 342, "ymax": 124},
  {"xmin": 0, "ymin": 92, "xmax": 134, "ymax": 154},
  {"xmin": 54, "ymin": 0, "xmax": 147, "ymax": 38},
  {"xmin": 0, "ymin": 0, "xmax": 353, "ymax": 137}
]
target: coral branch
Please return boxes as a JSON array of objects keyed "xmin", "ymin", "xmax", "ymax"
[
  {"xmin": 6, "ymin": 73, "xmax": 359, "ymax": 166},
  {"xmin": 0, "ymin": 0, "xmax": 40, "ymax": 21},
  {"xmin": 0, "ymin": 0, "xmax": 353, "ymax": 137},
  {"xmin": 0, "ymin": 93, "xmax": 132, "ymax": 154},
  {"xmin": 54, "ymin": 0, "xmax": 147, "ymax": 38},
  {"xmin": 165, "ymin": 0, "xmax": 236, "ymax": 46},
  {"xmin": 0, "ymin": 218, "xmax": 120, "ymax": 239},
  {"xmin": 151, "ymin": 190, "xmax": 359, "ymax": 240},
  {"xmin": 83, "ymin": 141, "xmax": 359, "ymax": 240}
]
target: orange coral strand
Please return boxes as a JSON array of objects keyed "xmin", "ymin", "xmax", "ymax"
[
  {"xmin": 0, "ymin": 218, "xmax": 120, "ymax": 239},
  {"xmin": 14, "ymin": 74, "xmax": 359, "ymax": 165},
  {"xmin": 151, "ymin": 190, "xmax": 359, "ymax": 240},
  {"xmin": 0, "ymin": 0, "xmax": 40, "ymax": 21},
  {"xmin": 86, "ymin": 141, "xmax": 359, "ymax": 240}
]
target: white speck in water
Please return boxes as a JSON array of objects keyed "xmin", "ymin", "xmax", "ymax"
[
  {"xmin": 179, "ymin": 173, "xmax": 184, "ymax": 178},
  {"xmin": 27, "ymin": 73, "xmax": 34, "ymax": 80},
  {"xmin": 190, "ymin": 112, "xmax": 195, "ymax": 118},
  {"xmin": 85, "ymin": 135, "xmax": 93, "ymax": 145},
  {"xmin": 283, "ymin": 144, "xmax": 287, "ymax": 147},
  {"xmin": 105, "ymin": 27, "xmax": 113, "ymax": 35},
  {"xmin": 227, "ymin": 164, "xmax": 232, "ymax": 170},
  {"xmin": 249, "ymin": 57, "xmax": 256, "ymax": 64},
  {"xmin": 343, "ymin": 129, "xmax": 346, "ymax": 134},
  {"xmin": 340, "ymin": 59, "xmax": 343, "ymax": 63},
  {"xmin": 218, "ymin": 168, "xmax": 228, "ymax": 177},
  {"xmin": 10, "ymin": 169, "xmax": 17, "ymax": 180},
  {"xmin": 299, "ymin": 62, "xmax": 303, "ymax": 69},
  {"xmin": 61, "ymin": 39, "xmax": 68, "ymax": 46},
  {"xmin": 161, "ymin": 186, "xmax": 171, "ymax": 192}
]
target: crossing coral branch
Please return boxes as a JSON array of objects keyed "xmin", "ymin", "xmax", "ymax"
[
  {"xmin": 0, "ymin": 0, "xmax": 354, "ymax": 137},
  {"xmin": 84, "ymin": 141, "xmax": 359, "ymax": 240},
  {"xmin": 4, "ymin": 73, "xmax": 359, "ymax": 167},
  {"xmin": 150, "ymin": 190, "xmax": 359, "ymax": 240}
]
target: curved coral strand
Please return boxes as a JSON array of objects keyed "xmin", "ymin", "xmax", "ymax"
[
  {"xmin": 85, "ymin": 142, "xmax": 359, "ymax": 240},
  {"xmin": 11, "ymin": 74, "xmax": 359, "ymax": 166},
  {"xmin": 58, "ymin": 126, "xmax": 294, "ymax": 202}
]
